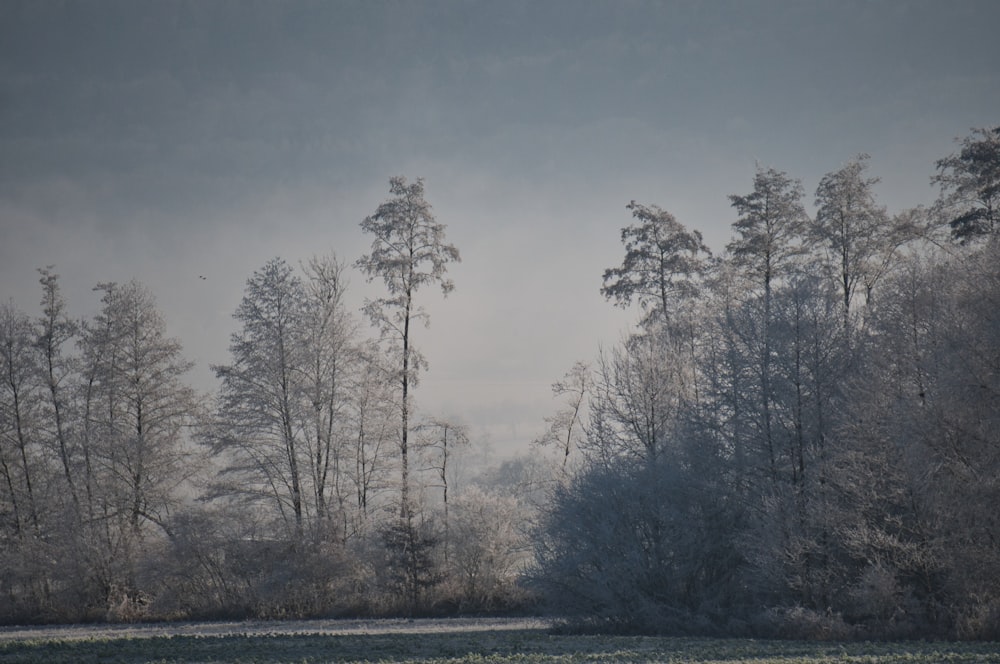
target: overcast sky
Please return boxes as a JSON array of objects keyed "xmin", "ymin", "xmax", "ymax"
[{"xmin": 2, "ymin": 0, "xmax": 998, "ymax": 454}]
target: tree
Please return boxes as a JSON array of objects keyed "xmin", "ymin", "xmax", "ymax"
[
  {"xmin": 345, "ymin": 340, "xmax": 398, "ymax": 538},
  {"xmin": 812, "ymin": 154, "xmax": 894, "ymax": 335},
  {"xmin": 85, "ymin": 281, "xmax": 195, "ymax": 534},
  {"xmin": 414, "ymin": 416, "xmax": 469, "ymax": 562},
  {"xmin": 726, "ymin": 167, "xmax": 809, "ymax": 487},
  {"xmin": 77, "ymin": 280, "xmax": 196, "ymax": 612},
  {"xmin": 933, "ymin": 126, "xmax": 1000, "ymax": 242},
  {"xmin": 447, "ymin": 486, "xmax": 528, "ymax": 612},
  {"xmin": 355, "ymin": 176, "xmax": 460, "ymax": 521},
  {"xmin": 728, "ymin": 167, "xmax": 809, "ymax": 309},
  {"xmin": 35, "ymin": 267, "xmax": 80, "ymax": 510},
  {"xmin": 532, "ymin": 455, "xmax": 743, "ymax": 634},
  {"xmin": 532, "ymin": 361, "xmax": 590, "ymax": 473},
  {"xmin": 585, "ymin": 333, "xmax": 679, "ymax": 465},
  {"xmin": 211, "ymin": 258, "xmax": 310, "ymax": 538},
  {"xmin": 299, "ymin": 254, "xmax": 357, "ymax": 541},
  {"xmin": 210, "ymin": 255, "xmax": 364, "ymax": 544},
  {"xmin": 0, "ymin": 301, "xmax": 42, "ymax": 537},
  {"xmin": 602, "ymin": 201, "xmax": 711, "ymax": 327}
]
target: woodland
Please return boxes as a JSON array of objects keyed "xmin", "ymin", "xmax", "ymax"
[{"xmin": 0, "ymin": 126, "xmax": 998, "ymax": 640}]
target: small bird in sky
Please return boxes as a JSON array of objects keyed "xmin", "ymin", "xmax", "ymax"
[{"xmin": 199, "ymin": 275, "xmax": 207, "ymax": 280}]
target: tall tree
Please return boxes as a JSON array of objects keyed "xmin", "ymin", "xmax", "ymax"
[
  {"xmin": 35, "ymin": 268, "xmax": 80, "ymax": 511},
  {"xmin": 355, "ymin": 176, "xmax": 460, "ymax": 521},
  {"xmin": 77, "ymin": 280, "xmax": 196, "ymax": 612},
  {"xmin": 299, "ymin": 254, "xmax": 357, "ymax": 541},
  {"xmin": 932, "ymin": 126, "xmax": 1000, "ymax": 242},
  {"xmin": 82, "ymin": 281, "xmax": 195, "ymax": 536},
  {"xmin": 211, "ymin": 258, "xmax": 310, "ymax": 537},
  {"xmin": 726, "ymin": 167, "xmax": 809, "ymax": 486},
  {"xmin": 601, "ymin": 201, "xmax": 711, "ymax": 327},
  {"xmin": 600, "ymin": 201, "xmax": 712, "ymax": 420},
  {"xmin": 728, "ymin": 167, "xmax": 809, "ymax": 310},
  {"xmin": 0, "ymin": 302, "xmax": 42, "ymax": 537},
  {"xmin": 812, "ymin": 154, "xmax": 892, "ymax": 335}
]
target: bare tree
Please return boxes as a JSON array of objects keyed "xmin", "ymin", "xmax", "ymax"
[
  {"xmin": 585, "ymin": 334, "xmax": 678, "ymax": 465},
  {"xmin": 35, "ymin": 267, "xmax": 80, "ymax": 509},
  {"xmin": 78, "ymin": 280, "xmax": 196, "ymax": 614},
  {"xmin": 812, "ymin": 154, "xmax": 901, "ymax": 337},
  {"xmin": 448, "ymin": 486, "xmax": 528, "ymax": 611},
  {"xmin": 727, "ymin": 167, "xmax": 809, "ymax": 486},
  {"xmin": 415, "ymin": 416, "xmax": 469, "ymax": 562},
  {"xmin": 0, "ymin": 301, "xmax": 42, "ymax": 537},
  {"xmin": 346, "ymin": 341, "xmax": 398, "ymax": 538},
  {"xmin": 533, "ymin": 361, "xmax": 590, "ymax": 473},
  {"xmin": 211, "ymin": 258, "xmax": 309, "ymax": 538},
  {"xmin": 355, "ymin": 176, "xmax": 460, "ymax": 522},
  {"xmin": 299, "ymin": 254, "xmax": 357, "ymax": 541}
]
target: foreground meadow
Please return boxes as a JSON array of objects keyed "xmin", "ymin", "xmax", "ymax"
[{"xmin": 1, "ymin": 619, "xmax": 999, "ymax": 663}]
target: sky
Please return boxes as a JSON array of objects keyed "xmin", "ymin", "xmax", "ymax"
[{"xmin": 2, "ymin": 0, "xmax": 999, "ymax": 455}]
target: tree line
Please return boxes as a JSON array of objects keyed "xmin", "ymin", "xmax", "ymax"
[
  {"xmin": 0, "ymin": 176, "xmax": 530, "ymax": 623},
  {"xmin": 532, "ymin": 126, "xmax": 1000, "ymax": 639},
  {"xmin": 1, "ymin": 126, "xmax": 997, "ymax": 639}
]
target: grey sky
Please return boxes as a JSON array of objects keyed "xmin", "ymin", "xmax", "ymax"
[{"xmin": 2, "ymin": 0, "xmax": 998, "ymax": 453}]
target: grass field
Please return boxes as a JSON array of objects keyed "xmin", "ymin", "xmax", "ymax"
[{"xmin": 1, "ymin": 619, "xmax": 999, "ymax": 663}]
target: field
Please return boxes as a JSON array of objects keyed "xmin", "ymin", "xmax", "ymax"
[{"xmin": 1, "ymin": 617, "xmax": 999, "ymax": 663}]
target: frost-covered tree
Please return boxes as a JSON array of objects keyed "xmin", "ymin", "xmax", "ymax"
[
  {"xmin": 728, "ymin": 167, "xmax": 809, "ymax": 308},
  {"xmin": 345, "ymin": 340, "xmax": 398, "ymax": 537},
  {"xmin": 585, "ymin": 334, "xmax": 679, "ymax": 465},
  {"xmin": 414, "ymin": 417, "xmax": 469, "ymax": 562},
  {"xmin": 532, "ymin": 361, "xmax": 590, "ymax": 473},
  {"xmin": 726, "ymin": 167, "xmax": 809, "ymax": 487},
  {"xmin": 0, "ymin": 301, "xmax": 43, "ymax": 537},
  {"xmin": 447, "ymin": 486, "xmax": 528, "ymax": 611},
  {"xmin": 35, "ymin": 268, "xmax": 80, "ymax": 511},
  {"xmin": 210, "ymin": 255, "xmax": 363, "ymax": 543},
  {"xmin": 933, "ymin": 126, "xmax": 1000, "ymax": 242},
  {"xmin": 532, "ymin": 454, "xmax": 743, "ymax": 634},
  {"xmin": 299, "ymin": 254, "xmax": 358, "ymax": 540},
  {"xmin": 211, "ymin": 258, "xmax": 310, "ymax": 537},
  {"xmin": 812, "ymin": 154, "xmax": 895, "ymax": 334},
  {"xmin": 82, "ymin": 280, "xmax": 196, "ymax": 537},
  {"xmin": 602, "ymin": 201, "xmax": 711, "ymax": 327},
  {"xmin": 77, "ymin": 280, "xmax": 196, "ymax": 612},
  {"xmin": 355, "ymin": 176, "xmax": 460, "ymax": 521}
]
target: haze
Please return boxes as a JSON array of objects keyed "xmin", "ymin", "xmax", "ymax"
[{"xmin": 2, "ymin": 0, "xmax": 998, "ymax": 452}]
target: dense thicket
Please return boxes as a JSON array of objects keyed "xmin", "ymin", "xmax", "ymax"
[{"xmin": 533, "ymin": 129, "xmax": 1000, "ymax": 639}]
